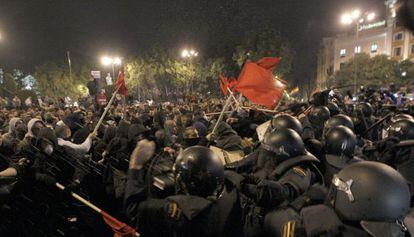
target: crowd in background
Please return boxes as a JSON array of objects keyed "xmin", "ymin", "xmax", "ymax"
[{"xmin": 1, "ymin": 84, "xmax": 414, "ymax": 236}]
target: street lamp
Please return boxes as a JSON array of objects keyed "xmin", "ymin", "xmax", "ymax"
[
  {"xmin": 340, "ymin": 9, "xmax": 376, "ymax": 94},
  {"xmin": 101, "ymin": 55, "xmax": 122, "ymax": 79},
  {"xmin": 181, "ymin": 48, "xmax": 198, "ymax": 58},
  {"xmin": 180, "ymin": 48, "xmax": 199, "ymax": 92}
]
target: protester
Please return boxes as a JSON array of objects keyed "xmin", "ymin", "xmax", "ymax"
[{"xmin": 2, "ymin": 79, "xmax": 414, "ymax": 237}]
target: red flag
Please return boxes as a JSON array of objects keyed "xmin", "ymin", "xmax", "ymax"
[
  {"xmin": 219, "ymin": 76, "xmax": 237, "ymax": 95},
  {"xmin": 233, "ymin": 57, "xmax": 285, "ymax": 109},
  {"xmin": 101, "ymin": 211, "xmax": 136, "ymax": 237},
  {"xmin": 115, "ymin": 67, "xmax": 128, "ymax": 96},
  {"xmin": 256, "ymin": 57, "xmax": 281, "ymax": 71},
  {"xmin": 219, "ymin": 76, "xmax": 229, "ymax": 95}
]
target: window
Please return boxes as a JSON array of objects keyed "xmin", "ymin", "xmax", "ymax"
[
  {"xmin": 355, "ymin": 46, "xmax": 361, "ymax": 54},
  {"xmin": 394, "ymin": 47, "xmax": 402, "ymax": 57},
  {"xmin": 371, "ymin": 43, "xmax": 378, "ymax": 53},
  {"xmin": 340, "ymin": 49, "xmax": 346, "ymax": 57},
  {"xmin": 340, "ymin": 63, "xmax": 345, "ymax": 69},
  {"xmin": 394, "ymin": 32, "xmax": 404, "ymax": 41},
  {"xmin": 411, "ymin": 44, "xmax": 414, "ymax": 55}
]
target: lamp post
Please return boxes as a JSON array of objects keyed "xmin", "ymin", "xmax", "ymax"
[
  {"xmin": 340, "ymin": 10, "xmax": 376, "ymax": 94},
  {"xmin": 181, "ymin": 48, "xmax": 198, "ymax": 94}
]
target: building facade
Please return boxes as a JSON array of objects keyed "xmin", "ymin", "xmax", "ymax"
[{"xmin": 316, "ymin": 0, "xmax": 414, "ymax": 88}]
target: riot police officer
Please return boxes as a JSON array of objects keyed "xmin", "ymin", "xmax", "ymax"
[
  {"xmin": 271, "ymin": 114, "xmax": 303, "ymax": 135},
  {"xmin": 308, "ymin": 106, "xmax": 330, "ymax": 140},
  {"xmin": 239, "ymin": 128, "xmax": 322, "ymax": 236},
  {"xmin": 281, "ymin": 161, "xmax": 413, "ymax": 236},
  {"xmin": 124, "ymin": 141, "xmax": 243, "ymax": 237},
  {"xmin": 323, "ymin": 114, "xmax": 354, "ymax": 136},
  {"xmin": 322, "ymin": 126, "xmax": 361, "ymax": 185}
]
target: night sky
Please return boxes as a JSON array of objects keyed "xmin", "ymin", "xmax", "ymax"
[{"xmin": 0, "ymin": 0, "xmax": 382, "ymax": 85}]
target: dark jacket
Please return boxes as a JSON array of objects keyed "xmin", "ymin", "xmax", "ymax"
[{"xmin": 124, "ymin": 169, "xmax": 243, "ymax": 237}]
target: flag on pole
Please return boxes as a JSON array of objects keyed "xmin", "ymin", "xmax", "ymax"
[
  {"xmin": 115, "ymin": 66, "xmax": 128, "ymax": 96},
  {"xmin": 101, "ymin": 211, "xmax": 137, "ymax": 237},
  {"xmin": 219, "ymin": 76, "xmax": 236, "ymax": 95},
  {"xmin": 233, "ymin": 57, "xmax": 285, "ymax": 109}
]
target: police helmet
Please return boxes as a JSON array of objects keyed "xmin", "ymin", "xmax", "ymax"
[
  {"xmin": 330, "ymin": 161, "xmax": 410, "ymax": 222},
  {"xmin": 325, "ymin": 126, "xmax": 357, "ymax": 157},
  {"xmin": 324, "ymin": 114, "xmax": 354, "ymax": 135},
  {"xmin": 388, "ymin": 118, "xmax": 414, "ymax": 141},
  {"xmin": 390, "ymin": 113, "xmax": 414, "ymax": 123},
  {"xmin": 309, "ymin": 106, "xmax": 330, "ymax": 124},
  {"xmin": 356, "ymin": 102, "xmax": 373, "ymax": 117},
  {"xmin": 327, "ymin": 102, "xmax": 340, "ymax": 116},
  {"xmin": 174, "ymin": 146, "xmax": 224, "ymax": 198},
  {"xmin": 261, "ymin": 128, "xmax": 306, "ymax": 159},
  {"xmin": 271, "ymin": 114, "xmax": 303, "ymax": 135}
]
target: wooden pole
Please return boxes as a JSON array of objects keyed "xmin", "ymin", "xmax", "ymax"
[
  {"xmin": 55, "ymin": 182, "xmax": 140, "ymax": 236},
  {"xmin": 92, "ymin": 86, "xmax": 120, "ymax": 134},
  {"xmin": 211, "ymin": 94, "xmax": 233, "ymax": 135}
]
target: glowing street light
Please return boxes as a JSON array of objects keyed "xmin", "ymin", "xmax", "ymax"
[
  {"xmin": 101, "ymin": 55, "xmax": 122, "ymax": 78},
  {"xmin": 101, "ymin": 56, "xmax": 114, "ymax": 66},
  {"xmin": 340, "ymin": 10, "xmax": 376, "ymax": 26},
  {"xmin": 341, "ymin": 14, "xmax": 353, "ymax": 25},
  {"xmin": 181, "ymin": 48, "xmax": 198, "ymax": 58},
  {"xmin": 351, "ymin": 9, "xmax": 361, "ymax": 19},
  {"xmin": 367, "ymin": 12, "xmax": 376, "ymax": 22}
]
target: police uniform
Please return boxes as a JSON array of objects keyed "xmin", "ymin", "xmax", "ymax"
[{"xmin": 124, "ymin": 168, "xmax": 243, "ymax": 237}]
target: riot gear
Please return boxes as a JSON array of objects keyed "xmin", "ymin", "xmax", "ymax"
[
  {"xmin": 329, "ymin": 161, "xmax": 410, "ymax": 222},
  {"xmin": 309, "ymin": 106, "xmax": 330, "ymax": 140},
  {"xmin": 262, "ymin": 128, "xmax": 306, "ymax": 159},
  {"xmin": 327, "ymin": 102, "xmax": 340, "ymax": 116},
  {"xmin": 356, "ymin": 102, "xmax": 373, "ymax": 117},
  {"xmin": 323, "ymin": 114, "xmax": 354, "ymax": 137},
  {"xmin": 174, "ymin": 146, "xmax": 224, "ymax": 198},
  {"xmin": 271, "ymin": 114, "xmax": 303, "ymax": 135},
  {"xmin": 324, "ymin": 126, "xmax": 357, "ymax": 157},
  {"xmin": 388, "ymin": 118, "xmax": 414, "ymax": 141},
  {"xmin": 309, "ymin": 106, "xmax": 330, "ymax": 124},
  {"xmin": 390, "ymin": 113, "xmax": 414, "ymax": 123}
]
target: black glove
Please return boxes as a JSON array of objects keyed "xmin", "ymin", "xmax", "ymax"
[
  {"xmin": 63, "ymin": 182, "xmax": 80, "ymax": 197},
  {"xmin": 375, "ymin": 137, "xmax": 400, "ymax": 152},
  {"xmin": 35, "ymin": 173, "xmax": 57, "ymax": 186}
]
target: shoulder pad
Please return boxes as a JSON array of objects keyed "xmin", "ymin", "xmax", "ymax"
[
  {"xmin": 166, "ymin": 195, "xmax": 212, "ymax": 220},
  {"xmin": 264, "ymin": 208, "xmax": 300, "ymax": 237},
  {"xmin": 272, "ymin": 152, "xmax": 319, "ymax": 178},
  {"xmin": 224, "ymin": 170, "xmax": 245, "ymax": 190},
  {"xmin": 300, "ymin": 204, "xmax": 342, "ymax": 236}
]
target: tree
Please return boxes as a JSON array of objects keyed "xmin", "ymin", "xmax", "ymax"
[
  {"xmin": 334, "ymin": 54, "xmax": 401, "ymax": 88},
  {"xmin": 399, "ymin": 59, "xmax": 414, "ymax": 82},
  {"xmin": 33, "ymin": 62, "xmax": 90, "ymax": 99},
  {"xmin": 232, "ymin": 28, "xmax": 293, "ymax": 79}
]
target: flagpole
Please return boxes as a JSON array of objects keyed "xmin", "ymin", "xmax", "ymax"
[
  {"xmin": 55, "ymin": 182, "xmax": 140, "ymax": 236},
  {"xmin": 92, "ymin": 85, "xmax": 120, "ymax": 134},
  {"xmin": 211, "ymin": 94, "xmax": 233, "ymax": 135},
  {"xmin": 227, "ymin": 88, "xmax": 240, "ymax": 110}
]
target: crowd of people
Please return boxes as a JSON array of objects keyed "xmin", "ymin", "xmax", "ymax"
[{"xmin": 1, "ymin": 85, "xmax": 414, "ymax": 236}]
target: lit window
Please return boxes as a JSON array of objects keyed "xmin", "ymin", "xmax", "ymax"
[
  {"xmin": 394, "ymin": 32, "xmax": 404, "ymax": 41},
  {"xmin": 394, "ymin": 47, "xmax": 402, "ymax": 57},
  {"xmin": 355, "ymin": 46, "xmax": 361, "ymax": 54},
  {"xmin": 371, "ymin": 43, "xmax": 378, "ymax": 53},
  {"xmin": 340, "ymin": 49, "xmax": 346, "ymax": 57}
]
